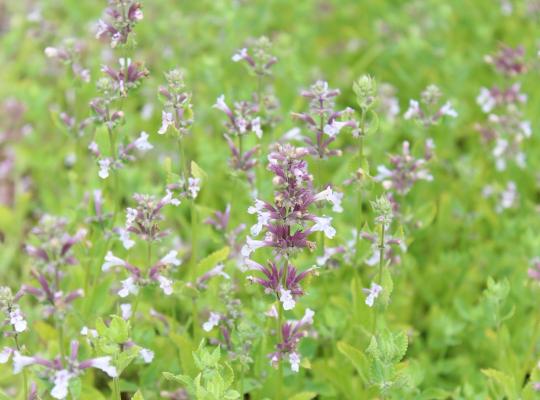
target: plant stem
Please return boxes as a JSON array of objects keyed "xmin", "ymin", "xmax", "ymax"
[
  {"xmin": 372, "ymin": 223, "xmax": 385, "ymax": 334},
  {"xmin": 276, "ymin": 299, "xmax": 283, "ymax": 399}
]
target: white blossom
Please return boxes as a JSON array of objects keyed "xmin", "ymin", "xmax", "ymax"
[
  {"xmin": 311, "ymin": 216, "xmax": 336, "ymax": 239},
  {"xmin": 102, "ymin": 251, "xmax": 126, "ymax": 271},
  {"xmin": 202, "ymin": 312, "xmax": 221, "ymax": 332},
  {"xmin": 280, "ymin": 288, "xmax": 295, "ymax": 310}
]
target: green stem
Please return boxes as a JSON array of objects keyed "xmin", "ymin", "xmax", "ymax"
[
  {"xmin": 276, "ymin": 299, "xmax": 283, "ymax": 399},
  {"xmin": 372, "ymin": 223, "xmax": 385, "ymax": 334}
]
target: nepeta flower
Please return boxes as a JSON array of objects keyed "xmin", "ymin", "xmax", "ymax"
[
  {"xmin": 202, "ymin": 312, "xmax": 221, "ymax": 332},
  {"xmin": 101, "ymin": 58, "xmax": 148, "ymax": 97},
  {"xmin": 44, "ymin": 38, "xmax": 90, "ymax": 82},
  {"xmin": 482, "ymin": 181, "xmax": 518, "ymax": 213},
  {"xmin": 96, "ymin": 0, "xmax": 143, "ymax": 47},
  {"xmin": 231, "ymin": 36, "xmax": 278, "ymax": 78},
  {"xmin": 0, "ymin": 287, "xmax": 27, "ymax": 334},
  {"xmin": 292, "ymin": 80, "xmax": 358, "ymax": 157},
  {"xmin": 363, "ymin": 282, "xmax": 382, "ymax": 307},
  {"xmin": 375, "ymin": 140, "xmax": 434, "ymax": 196},
  {"xmin": 245, "ymin": 259, "xmax": 315, "ymax": 311},
  {"xmin": 361, "ymin": 231, "xmax": 405, "ymax": 267},
  {"xmin": 269, "ymin": 308, "xmax": 315, "ymax": 372},
  {"xmin": 484, "ymin": 45, "xmax": 527, "ymax": 77},
  {"xmin": 1, "ymin": 340, "xmax": 117, "ymax": 399},
  {"xmin": 101, "ymin": 250, "xmax": 180, "ymax": 297},
  {"xmin": 404, "ymin": 85, "xmax": 457, "ymax": 126},
  {"xmin": 158, "ymin": 69, "xmax": 194, "ymax": 136}
]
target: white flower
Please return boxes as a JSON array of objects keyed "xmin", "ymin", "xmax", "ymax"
[
  {"xmin": 120, "ymin": 303, "xmax": 132, "ymax": 320},
  {"xmin": 265, "ymin": 305, "xmax": 278, "ymax": 319},
  {"xmin": 188, "ymin": 177, "xmax": 201, "ymax": 199},
  {"xmin": 363, "ymin": 282, "xmax": 382, "ymax": 307},
  {"xmin": 51, "ymin": 369, "xmax": 72, "ymax": 399},
  {"xmin": 440, "ymin": 101, "xmax": 458, "ymax": 118},
  {"xmin": 300, "ymin": 308, "xmax": 315, "ymax": 325},
  {"xmin": 157, "ymin": 275, "xmax": 173, "ymax": 295},
  {"xmin": 289, "ymin": 352, "xmax": 301, "ymax": 373},
  {"xmin": 9, "ymin": 308, "xmax": 27, "ymax": 333},
  {"xmin": 323, "ymin": 120, "xmax": 349, "ymax": 137},
  {"xmin": 202, "ymin": 312, "xmax": 221, "ymax": 332},
  {"xmin": 139, "ymin": 348, "xmax": 154, "ymax": 363},
  {"xmin": 126, "ymin": 208, "xmax": 138, "ymax": 227},
  {"xmin": 118, "ymin": 228, "xmax": 135, "ymax": 250},
  {"xmin": 98, "ymin": 159, "xmax": 111, "ymax": 179},
  {"xmin": 311, "ymin": 216, "xmax": 336, "ymax": 239},
  {"xmin": 314, "ymin": 187, "xmax": 343, "ymax": 213},
  {"xmin": 280, "ymin": 288, "xmax": 295, "ymax": 310},
  {"xmin": 13, "ymin": 352, "xmax": 35, "ymax": 373},
  {"xmin": 80, "ymin": 326, "xmax": 98, "ymax": 338},
  {"xmin": 102, "ymin": 251, "xmax": 126, "ymax": 271},
  {"xmin": 520, "ymin": 120, "xmax": 532, "ymax": 137},
  {"xmin": 0, "ymin": 347, "xmax": 13, "ymax": 363},
  {"xmin": 476, "ymin": 87, "xmax": 496, "ymax": 113},
  {"xmin": 213, "ymin": 95, "xmax": 229, "ymax": 114},
  {"xmin": 158, "ymin": 111, "xmax": 174, "ymax": 135},
  {"xmin": 44, "ymin": 47, "xmax": 59, "ymax": 58},
  {"xmin": 89, "ymin": 357, "xmax": 117, "ymax": 377},
  {"xmin": 404, "ymin": 99, "xmax": 420, "ymax": 120},
  {"xmin": 232, "ymin": 48, "xmax": 248, "ymax": 62},
  {"xmin": 241, "ymin": 237, "xmax": 266, "ymax": 258},
  {"xmin": 248, "ymin": 199, "xmax": 270, "ymax": 236},
  {"xmin": 88, "ymin": 141, "xmax": 99, "ymax": 154},
  {"xmin": 118, "ymin": 277, "xmax": 138, "ymax": 298},
  {"xmin": 134, "ymin": 131, "xmax": 153, "ymax": 151},
  {"xmin": 160, "ymin": 250, "xmax": 181, "ymax": 266},
  {"xmin": 252, "ymin": 117, "xmax": 263, "ymax": 138}
]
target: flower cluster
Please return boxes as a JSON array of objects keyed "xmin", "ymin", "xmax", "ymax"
[
  {"xmin": 482, "ymin": 181, "xmax": 518, "ymax": 213},
  {"xmin": 268, "ymin": 308, "xmax": 314, "ymax": 372},
  {"xmin": 96, "ymin": 0, "xmax": 143, "ymax": 48},
  {"xmin": 44, "ymin": 38, "xmax": 90, "ymax": 82},
  {"xmin": 404, "ymin": 84, "xmax": 458, "ymax": 126},
  {"xmin": 101, "ymin": 58, "xmax": 148, "ymax": 98},
  {"xmin": 0, "ymin": 287, "xmax": 27, "ymax": 335},
  {"xmin": 375, "ymin": 139, "xmax": 435, "ymax": 196},
  {"xmin": 232, "ymin": 36, "xmax": 278, "ymax": 78},
  {"xmin": 1, "ymin": 340, "xmax": 117, "ymax": 399},
  {"xmin": 102, "ymin": 249, "xmax": 180, "ymax": 298},
  {"xmin": 292, "ymin": 80, "xmax": 359, "ymax": 158},
  {"xmin": 242, "ymin": 144, "xmax": 342, "ymax": 259},
  {"xmin": 118, "ymin": 191, "xmax": 179, "ymax": 248},
  {"xmin": 89, "ymin": 131, "xmax": 153, "ymax": 179},
  {"xmin": 214, "ymin": 95, "xmax": 261, "ymax": 182},
  {"xmin": 158, "ymin": 69, "xmax": 194, "ymax": 137},
  {"xmin": 476, "ymin": 45, "xmax": 531, "ymax": 171}
]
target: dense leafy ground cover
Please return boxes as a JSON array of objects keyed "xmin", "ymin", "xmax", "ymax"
[{"xmin": 1, "ymin": 0, "xmax": 540, "ymax": 399}]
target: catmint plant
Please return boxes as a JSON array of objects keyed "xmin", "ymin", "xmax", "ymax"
[
  {"xmin": 292, "ymin": 80, "xmax": 359, "ymax": 159},
  {"xmin": 476, "ymin": 45, "xmax": 531, "ymax": 171},
  {"xmin": 403, "ymin": 84, "xmax": 458, "ymax": 126}
]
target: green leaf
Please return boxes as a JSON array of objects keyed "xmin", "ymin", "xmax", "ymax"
[
  {"xmin": 132, "ymin": 390, "xmax": 144, "ymax": 400},
  {"xmin": 191, "ymin": 160, "xmax": 208, "ymax": 181},
  {"xmin": 289, "ymin": 391, "xmax": 318, "ymax": 400},
  {"xmin": 337, "ymin": 341, "xmax": 368, "ymax": 383},
  {"xmin": 195, "ymin": 246, "xmax": 230, "ymax": 276}
]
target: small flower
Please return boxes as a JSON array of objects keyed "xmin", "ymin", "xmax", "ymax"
[
  {"xmin": 158, "ymin": 111, "xmax": 174, "ymax": 134},
  {"xmin": 98, "ymin": 158, "xmax": 111, "ymax": 179},
  {"xmin": 160, "ymin": 250, "xmax": 181, "ymax": 266},
  {"xmin": 120, "ymin": 303, "xmax": 132, "ymax": 320},
  {"xmin": 202, "ymin": 312, "xmax": 221, "ymax": 332},
  {"xmin": 118, "ymin": 277, "xmax": 139, "ymax": 298},
  {"xmin": 311, "ymin": 216, "xmax": 336, "ymax": 239},
  {"xmin": 51, "ymin": 369, "xmax": 72, "ymax": 399},
  {"xmin": 134, "ymin": 131, "xmax": 153, "ymax": 151},
  {"xmin": 9, "ymin": 308, "xmax": 27, "ymax": 333},
  {"xmin": 363, "ymin": 282, "xmax": 382, "ymax": 307},
  {"xmin": 280, "ymin": 288, "xmax": 295, "ymax": 310},
  {"xmin": 139, "ymin": 348, "xmax": 154, "ymax": 363},
  {"xmin": 188, "ymin": 177, "xmax": 201, "ymax": 199},
  {"xmin": 101, "ymin": 251, "xmax": 126, "ymax": 271},
  {"xmin": 157, "ymin": 275, "xmax": 173, "ymax": 295},
  {"xmin": 314, "ymin": 186, "xmax": 344, "ymax": 213},
  {"xmin": 289, "ymin": 351, "xmax": 301, "ymax": 372}
]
